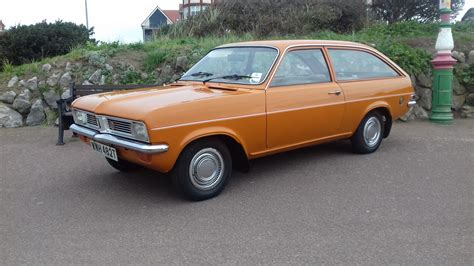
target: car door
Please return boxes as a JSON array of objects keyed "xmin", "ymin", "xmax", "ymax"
[{"xmin": 266, "ymin": 47, "xmax": 346, "ymax": 149}]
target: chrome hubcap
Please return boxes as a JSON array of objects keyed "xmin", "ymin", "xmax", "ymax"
[
  {"xmin": 189, "ymin": 148, "xmax": 224, "ymax": 191},
  {"xmin": 363, "ymin": 117, "xmax": 382, "ymax": 147}
]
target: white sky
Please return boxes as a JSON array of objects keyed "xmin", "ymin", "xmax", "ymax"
[{"xmin": 0, "ymin": 0, "xmax": 473, "ymax": 43}]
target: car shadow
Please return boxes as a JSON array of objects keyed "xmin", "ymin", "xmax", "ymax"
[{"xmin": 89, "ymin": 140, "xmax": 355, "ymax": 203}]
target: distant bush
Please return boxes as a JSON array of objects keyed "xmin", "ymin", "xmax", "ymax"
[
  {"xmin": 159, "ymin": 0, "xmax": 367, "ymax": 38},
  {"xmin": 0, "ymin": 20, "xmax": 94, "ymax": 70}
]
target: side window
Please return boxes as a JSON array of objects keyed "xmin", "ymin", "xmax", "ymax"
[
  {"xmin": 271, "ymin": 49, "xmax": 331, "ymax": 87},
  {"xmin": 328, "ymin": 49, "xmax": 399, "ymax": 81}
]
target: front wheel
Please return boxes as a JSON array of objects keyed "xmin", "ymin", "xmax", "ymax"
[
  {"xmin": 172, "ymin": 139, "xmax": 232, "ymax": 201},
  {"xmin": 351, "ymin": 112, "xmax": 384, "ymax": 154}
]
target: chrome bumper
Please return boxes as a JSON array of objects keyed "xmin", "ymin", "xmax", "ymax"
[
  {"xmin": 408, "ymin": 100, "xmax": 417, "ymax": 107},
  {"xmin": 70, "ymin": 124, "xmax": 169, "ymax": 154}
]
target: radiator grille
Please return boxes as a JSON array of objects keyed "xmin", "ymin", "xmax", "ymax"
[{"xmin": 107, "ymin": 118, "xmax": 132, "ymax": 135}]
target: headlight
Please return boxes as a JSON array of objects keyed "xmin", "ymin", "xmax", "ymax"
[
  {"xmin": 132, "ymin": 122, "xmax": 149, "ymax": 143},
  {"xmin": 73, "ymin": 110, "xmax": 87, "ymax": 125}
]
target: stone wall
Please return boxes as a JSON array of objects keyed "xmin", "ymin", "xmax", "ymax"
[{"xmin": 401, "ymin": 50, "xmax": 474, "ymax": 121}]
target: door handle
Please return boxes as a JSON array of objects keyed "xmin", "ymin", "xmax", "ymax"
[{"xmin": 328, "ymin": 90, "xmax": 342, "ymax": 96}]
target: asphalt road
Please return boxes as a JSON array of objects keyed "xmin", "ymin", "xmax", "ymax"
[{"xmin": 1, "ymin": 120, "xmax": 473, "ymax": 264}]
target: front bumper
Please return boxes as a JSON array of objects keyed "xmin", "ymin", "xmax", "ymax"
[{"xmin": 70, "ymin": 124, "xmax": 169, "ymax": 154}]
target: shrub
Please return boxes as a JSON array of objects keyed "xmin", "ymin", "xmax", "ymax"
[
  {"xmin": 0, "ymin": 20, "xmax": 93, "ymax": 70},
  {"xmin": 376, "ymin": 41, "xmax": 432, "ymax": 76},
  {"xmin": 144, "ymin": 50, "xmax": 168, "ymax": 72}
]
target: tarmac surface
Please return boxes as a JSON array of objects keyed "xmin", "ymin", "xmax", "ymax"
[{"xmin": 1, "ymin": 120, "xmax": 473, "ymax": 264}]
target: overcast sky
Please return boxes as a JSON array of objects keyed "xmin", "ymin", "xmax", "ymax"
[{"xmin": 0, "ymin": 0, "xmax": 473, "ymax": 43}]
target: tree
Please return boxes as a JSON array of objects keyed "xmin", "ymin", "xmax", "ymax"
[
  {"xmin": 371, "ymin": 0, "xmax": 465, "ymax": 24},
  {"xmin": 0, "ymin": 20, "xmax": 94, "ymax": 67}
]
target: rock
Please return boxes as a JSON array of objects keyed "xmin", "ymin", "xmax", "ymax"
[
  {"xmin": 89, "ymin": 69, "xmax": 102, "ymax": 84},
  {"xmin": 399, "ymin": 106, "xmax": 415, "ymax": 122},
  {"xmin": 99, "ymin": 75, "xmax": 106, "ymax": 85},
  {"xmin": 452, "ymin": 94, "xmax": 466, "ymax": 110},
  {"xmin": 65, "ymin": 62, "xmax": 73, "ymax": 72},
  {"xmin": 160, "ymin": 65, "xmax": 173, "ymax": 79},
  {"xmin": 18, "ymin": 80, "xmax": 26, "ymax": 87},
  {"xmin": 410, "ymin": 75, "xmax": 417, "ymax": 88},
  {"xmin": 42, "ymin": 89, "xmax": 60, "ymax": 109},
  {"xmin": 7, "ymin": 76, "xmax": 18, "ymax": 88},
  {"xmin": 452, "ymin": 77, "xmax": 466, "ymax": 95},
  {"xmin": 467, "ymin": 51, "xmax": 474, "ymax": 65},
  {"xmin": 54, "ymin": 117, "xmax": 60, "ymax": 126},
  {"xmin": 42, "ymin": 63, "xmax": 52, "ymax": 73},
  {"xmin": 61, "ymin": 88, "xmax": 71, "ymax": 99},
  {"xmin": 452, "ymin": 51, "xmax": 465, "ymax": 63},
  {"xmin": 88, "ymin": 52, "xmax": 106, "ymax": 67},
  {"xmin": 0, "ymin": 104, "xmax": 23, "ymax": 128},
  {"xmin": 26, "ymin": 99, "xmax": 46, "ymax": 126},
  {"xmin": 172, "ymin": 74, "xmax": 181, "ymax": 82},
  {"xmin": 413, "ymin": 104, "xmax": 429, "ymax": 119},
  {"xmin": 12, "ymin": 90, "xmax": 32, "ymax": 114},
  {"xmin": 59, "ymin": 72, "xmax": 72, "ymax": 87},
  {"xmin": 0, "ymin": 91, "xmax": 16, "ymax": 104},
  {"xmin": 82, "ymin": 80, "xmax": 93, "ymax": 85},
  {"xmin": 38, "ymin": 80, "xmax": 46, "ymax": 90},
  {"xmin": 105, "ymin": 63, "xmax": 114, "ymax": 72},
  {"xmin": 466, "ymin": 93, "xmax": 474, "ymax": 106},
  {"xmin": 460, "ymin": 105, "xmax": 473, "ymax": 118},
  {"xmin": 43, "ymin": 106, "xmax": 56, "ymax": 125},
  {"xmin": 112, "ymin": 74, "xmax": 120, "ymax": 84},
  {"xmin": 26, "ymin": 77, "xmax": 38, "ymax": 91},
  {"xmin": 47, "ymin": 72, "xmax": 61, "ymax": 87},
  {"xmin": 416, "ymin": 87, "xmax": 432, "ymax": 110},
  {"xmin": 416, "ymin": 72, "xmax": 432, "ymax": 88},
  {"xmin": 176, "ymin": 56, "xmax": 188, "ymax": 70}
]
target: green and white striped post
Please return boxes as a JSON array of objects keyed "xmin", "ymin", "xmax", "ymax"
[{"xmin": 430, "ymin": 0, "xmax": 456, "ymax": 123}]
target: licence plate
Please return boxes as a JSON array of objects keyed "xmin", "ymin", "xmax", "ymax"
[{"xmin": 91, "ymin": 141, "xmax": 118, "ymax": 162}]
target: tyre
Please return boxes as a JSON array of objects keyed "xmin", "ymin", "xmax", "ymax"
[
  {"xmin": 172, "ymin": 139, "xmax": 232, "ymax": 201},
  {"xmin": 106, "ymin": 157, "xmax": 141, "ymax": 172},
  {"xmin": 351, "ymin": 111, "xmax": 385, "ymax": 154}
]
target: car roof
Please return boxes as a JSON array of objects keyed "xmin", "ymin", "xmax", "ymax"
[{"xmin": 218, "ymin": 40, "xmax": 373, "ymax": 50}]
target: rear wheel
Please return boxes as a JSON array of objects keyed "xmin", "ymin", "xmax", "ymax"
[
  {"xmin": 351, "ymin": 112, "xmax": 384, "ymax": 154},
  {"xmin": 106, "ymin": 157, "xmax": 141, "ymax": 172},
  {"xmin": 172, "ymin": 139, "xmax": 232, "ymax": 201}
]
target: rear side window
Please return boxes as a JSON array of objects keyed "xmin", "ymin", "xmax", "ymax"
[
  {"xmin": 328, "ymin": 49, "xmax": 399, "ymax": 81},
  {"xmin": 270, "ymin": 49, "xmax": 331, "ymax": 87}
]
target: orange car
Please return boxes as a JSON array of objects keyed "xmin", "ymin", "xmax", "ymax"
[{"xmin": 71, "ymin": 40, "xmax": 415, "ymax": 200}]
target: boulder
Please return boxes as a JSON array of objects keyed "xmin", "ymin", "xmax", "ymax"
[
  {"xmin": 38, "ymin": 80, "xmax": 47, "ymax": 90},
  {"xmin": 18, "ymin": 80, "xmax": 27, "ymax": 87},
  {"xmin": 105, "ymin": 63, "xmax": 114, "ymax": 72},
  {"xmin": 42, "ymin": 89, "xmax": 60, "ymax": 109},
  {"xmin": 466, "ymin": 93, "xmax": 474, "ymax": 106},
  {"xmin": 452, "ymin": 94, "xmax": 466, "ymax": 110},
  {"xmin": 42, "ymin": 63, "xmax": 52, "ymax": 73},
  {"xmin": 7, "ymin": 76, "xmax": 18, "ymax": 88},
  {"xmin": 89, "ymin": 69, "xmax": 102, "ymax": 84},
  {"xmin": 416, "ymin": 72, "xmax": 432, "ymax": 88},
  {"xmin": 416, "ymin": 87, "xmax": 432, "ymax": 110},
  {"xmin": 47, "ymin": 72, "xmax": 62, "ymax": 87},
  {"xmin": 452, "ymin": 51, "xmax": 465, "ymax": 63},
  {"xmin": 468, "ymin": 51, "xmax": 474, "ymax": 65},
  {"xmin": 61, "ymin": 88, "xmax": 71, "ymax": 100},
  {"xmin": 460, "ymin": 105, "xmax": 473, "ymax": 118},
  {"xmin": 12, "ymin": 90, "xmax": 32, "ymax": 114},
  {"xmin": 26, "ymin": 99, "xmax": 46, "ymax": 126},
  {"xmin": 82, "ymin": 80, "xmax": 93, "ymax": 85},
  {"xmin": 0, "ymin": 104, "xmax": 23, "ymax": 128},
  {"xmin": 99, "ymin": 75, "xmax": 106, "ymax": 85},
  {"xmin": 0, "ymin": 91, "xmax": 16, "ymax": 104},
  {"xmin": 452, "ymin": 77, "xmax": 466, "ymax": 95},
  {"xmin": 176, "ymin": 56, "xmax": 188, "ymax": 70},
  {"xmin": 26, "ymin": 77, "xmax": 38, "ymax": 91},
  {"xmin": 59, "ymin": 72, "xmax": 72, "ymax": 87},
  {"xmin": 413, "ymin": 104, "xmax": 429, "ymax": 119}
]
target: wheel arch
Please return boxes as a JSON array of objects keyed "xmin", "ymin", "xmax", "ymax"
[
  {"xmin": 363, "ymin": 102, "xmax": 393, "ymax": 138},
  {"xmin": 178, "ymin": 129, "xmax": 250, "ymax": 172}
]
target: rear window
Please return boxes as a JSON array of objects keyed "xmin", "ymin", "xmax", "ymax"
[{"xmin": 328, "ymin": 49, "xmax": 399, "ymax": 81}]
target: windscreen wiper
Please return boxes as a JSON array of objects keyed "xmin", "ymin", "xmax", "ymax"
[
  {"xmin": 180, "ymin": 72, "xmax": 214, "ymax": 79},
  {"xmin": 203, "ymin": 74, "xmax": 252, "ymax": 84}
]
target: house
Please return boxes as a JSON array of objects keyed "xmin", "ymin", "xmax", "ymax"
[
  {"xmin": 180, "ymin": 0, "xmax": 220, "ymax": 20},
  {"xmin": 141, "ymin": 6, "xmax": 181, "ymax": 42},
  {"xmin": 462, "ymin": 8, "xmax": 474, "ymax": 21},
  {"xmin": 0, "ymin": 20, "xmax": 5, "ymax": 34}
]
